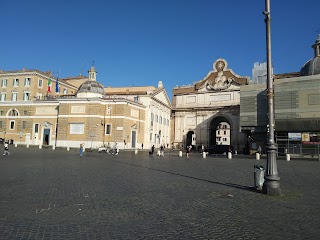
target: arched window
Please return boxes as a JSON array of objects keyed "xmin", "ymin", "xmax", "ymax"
[{"xmin": 8, "ymin": 109, "xmax": 19, "ymax": 116}]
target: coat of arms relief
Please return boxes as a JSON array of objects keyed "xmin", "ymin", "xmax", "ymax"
[{"xmin": 206, "ymin": 59, "xmax": 233, "ymax": 91}]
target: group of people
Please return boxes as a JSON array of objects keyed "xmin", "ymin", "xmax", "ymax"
[
  {"xmin": 148, "ymin": 144, "xmax": 166, "ymax": 156},
  {"xmin": 148, "ymin": 144, "xmax": 195, "ymax": 158}
]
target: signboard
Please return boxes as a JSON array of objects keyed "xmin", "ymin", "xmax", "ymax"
[
  {"xmin": 301, "ymin": 133, "xmax": 310, "ymax": 142},
  {"xmin": 288, "ymin": 133, "xmax": 301, "ymax": 141}
]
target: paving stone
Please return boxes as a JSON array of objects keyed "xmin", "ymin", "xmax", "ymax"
[{"xmin": 0, "ymin": 148, "xmax": 320, "ymax": 239}]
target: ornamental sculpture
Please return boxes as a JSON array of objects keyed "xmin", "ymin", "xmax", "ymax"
[{"xmin": 206, "ymin": 60, "xmax": 233, "ymax": 91}]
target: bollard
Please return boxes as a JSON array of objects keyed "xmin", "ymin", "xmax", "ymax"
[
  {"xmin": 15, "ymin": 143, "xmax": 17, "ymax": 147},
  {"xmin": 228, "ymin": 152, "xmax": 232, "ymax": 159},
  {"xmin": 179, "ymin": 150, "xmax": 182, "ymax": 157},
  {"xmin": 52, "ymin": 145, "xmax": 55, "ymax": 150},
  {"xmin": 135, "ymin": 149, "xmax": 138, "ymax": 155},
  {"xmin": 39, "ymin": 144, "xmax": 42, "ymax": 149},
  {"xmin": 256, "ymin": 153, "xmax": 260, "ymax": 160},
  {"xmin": 26, "ymin": 144, "xmax": 29, "ymax": 148},
  {"xmin": 202, "ymin": 151, "xmax": 206, "ymax": 159},
  {"xmin": 286, "ymin": 153, "xmax": 290, "ymax": 161},
  {"xmin": 67, "ymin": 146, "xmax": 70, "ymax": 151}
]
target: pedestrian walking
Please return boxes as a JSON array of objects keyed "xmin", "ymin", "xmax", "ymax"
[
  {"xmin": 3, "ymin": 141, "xmax": 10, "ymax": 156},
  {"xmin": 80, "ymin": 144, "xmax": 83, "ymax": 157},
  {"xmin": 186, "ymin": 145, "xmax": 192, "ymax": 158},
  {"xmin": 258, "ymin": 145, "xmax": 262, "ymax": 155},
  {"xmin": 149, "ymin": 145, "xmax": 154, "ymax": 155},
  {"xmin": 160, "ymin": 145, "xmax": 164, "ymax": 156}
]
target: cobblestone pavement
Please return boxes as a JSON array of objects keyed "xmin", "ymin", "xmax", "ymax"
[{"xmin": 0, "ymin": 147, "xmax": 320, "ymax": 240}]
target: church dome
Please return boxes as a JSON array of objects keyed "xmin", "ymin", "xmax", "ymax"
[
  {"xmin": 300, "ymin": 57, "xmax": 320, "ymax": 76},
  {"xmin": 300, "ymin": 35, "xmax": 320, "ymax": 76},
  {"xmin": 76, "ymin": 80, "xmax": 105, "ymax": 98}
]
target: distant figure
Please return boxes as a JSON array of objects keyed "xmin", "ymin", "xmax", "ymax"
[
  {"xmin": 142, "ymin": 143, "xmax": 144, "ymax": 149},
  {"xmin": 160, "ymin": 145, "xmax": 164, "ymax": 156},
  {"xmin": 258, "ymin": 145, "xmax": 262, "ymax": 155},
  {"xmin": 201, "ymin": 144, "xmax": 205, "ymax": 153},
  {"xmin": 3, "ymin": 141, "xmax": 10, "ymax": 156},
  {"xmin": 113, "ymin": 143, "xmax": 118, "ymax": 155},
  {"xmin": 150, "ymin": 145, "xmax": 155, "ymax": 155},
  {"xmin": 186, "ymin": 145, "xmax": 192, "ymax": 158},
  {"xmin": 80, "ymin": 144, "xmax": 83, "ymax": 157}
]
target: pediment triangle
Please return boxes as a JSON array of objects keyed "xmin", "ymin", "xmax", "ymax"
[{"xmin": 153, "ymin": 89, "xmax": 171, "ymax": 107}]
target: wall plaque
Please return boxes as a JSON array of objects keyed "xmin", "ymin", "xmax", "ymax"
[
  {"xmin": 71, "ymin": 106, "xmax": 86, "ymax": 113},
  {"xmin": 210, "ymin": 94, "xmax": 231, "ymax": 102},
  {"xmin": 35, "ymin": 107, "xmax": 57, "ymax": 115}
]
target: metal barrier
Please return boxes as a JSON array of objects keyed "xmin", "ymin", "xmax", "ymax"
[{"xmin": 276, "ymin": 142, "xmax": 320, "ymax": 157}]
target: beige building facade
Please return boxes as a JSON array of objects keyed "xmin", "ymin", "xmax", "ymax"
[
  {"xmin": 0, "ymin": 67, "xmax": 171, "ymax": 150},
  {"xmin": 172, "ymin": 58, "xmax": 249, "ymax": 152}
]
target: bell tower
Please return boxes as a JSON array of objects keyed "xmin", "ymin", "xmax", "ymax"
[{"xmin": 88, "ymin": 65, "xmax": 97, "ymax": 81}]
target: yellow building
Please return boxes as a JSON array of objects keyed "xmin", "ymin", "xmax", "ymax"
[{"xmin": 0, "ymin": 66, "xmax": 171, "ymax": 150}]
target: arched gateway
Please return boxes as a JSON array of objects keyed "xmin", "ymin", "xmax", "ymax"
[
  {"xmin": 172, "ymin": 58, "xmax": 249, "ymax": 152},
  {"xmin": 209, "ymin": 116, "xmax": 231, "ymax": 147}
]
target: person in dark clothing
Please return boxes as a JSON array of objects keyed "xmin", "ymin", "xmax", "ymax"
[{"xmin": 149, "ymin": 145, "xmax": 155, "ymax": 155}]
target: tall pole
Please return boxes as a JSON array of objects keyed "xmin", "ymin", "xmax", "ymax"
[{"xmin": 262, "ymin": 0, "xmax": 281, "ymax": 196}]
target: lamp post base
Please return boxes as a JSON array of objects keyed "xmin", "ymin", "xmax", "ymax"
[{"xmin": 263, "ymin": 176, "xmax": 281, "ymax": 196}]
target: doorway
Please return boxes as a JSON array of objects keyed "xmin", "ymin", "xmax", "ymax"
[
  {"xmin": 43, "ymin": 128, "xmax": 50, "ymax": 145},
  {"xmin": 131, "ymin": 131, "xmax": 136, "ymax": 148}
]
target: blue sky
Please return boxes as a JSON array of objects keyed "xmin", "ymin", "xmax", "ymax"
[{"xmin": 0, "ymin": 0, "xmax": 319, "ymax": 100}]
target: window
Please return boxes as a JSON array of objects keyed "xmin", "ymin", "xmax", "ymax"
[
  {"xmin": 11, "ymin": 92, "xmax": 18, "ymax": 101},
  {"xmin": 105, "ymin": 124, "xmax": 111, "ymax": 135},
  {"xmin": 0, "ymin": 92, "xmax": 6, "ymax": 102},
  {"xmin": 24, "ymin": 77, "xmax": 31, "ymax": 86},
  {"xmin": 9, "ymin": 109, "xmax": 19, "ymax": 116},
  {"xmin": 1, "ymin": 79, "xmax": 7, "ymax": 87},
  {"xmin": 13, "ymin": 78, "xmax": 19, "ymax": 87},
  {"xmin": 22, "ymin": 121, "xmax": 26, "ymax": 129},
  {"xmin": 23, "ymin": 110, "xmax": 28, "ymax": 115},
  {"xmin": 150, "ymin": 113, "xmax": 154, "ymax": 127},
  {"xmin": 0, "ymin": 121, "xmax": 2, "ymax": 128},
  {"xmin": 34, "ymin": 124, "xmax": 39, "ymax": 133},
  {"xmin": 134, "ymin": 96, "xmax": 139, "ymax": 103},
  {"xmin": 159, "ymin": 116, "xmax": 162, "ymax": 124},
  {"xmin": 155, "ymin": 115, "xmax": 158, "ymax": 123},
  {"xmin": 23, "ymin": 91, "xmax": 30, "ymax": 101},
  {"xmin": 38, "ymin": 79, "xmax": 43, "ymax": 88},
  {"xmin": 10, "ymin": 120, "xmax": 15, "ymax": 130},
  {"xmin": 150, "ymin": 133, "xmax": 152, "ymax": 141},
  {"xmin": 0, "ymin": 111, "xmax": 3, "ymax": 115}
]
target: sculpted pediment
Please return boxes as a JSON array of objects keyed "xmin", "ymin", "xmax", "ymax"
[{"xmin": 195, "ymin": 59, "xmax": 249, "ymax": 92}]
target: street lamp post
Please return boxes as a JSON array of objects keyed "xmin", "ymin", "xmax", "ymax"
[{"xmin": 262, "ymin": 0, "xmax": 281, "ymax": 196}]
